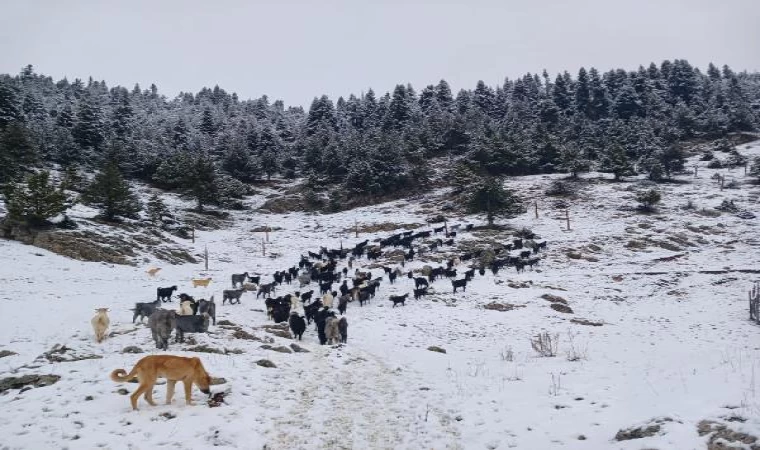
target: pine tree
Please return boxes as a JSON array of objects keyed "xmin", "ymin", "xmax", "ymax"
[
  {"xmin": 575, "ymin": 67, "xmax": 590, "ymax": 116},
  {"xmin": 559, "ymin": 142, "xmax": 590, "ymax": 179},
  {"xmin": 467, "ymin": 176, "xmax": 524, "ymax": 227},
  {"xmin": 83, "ymin": 159, "xmax": 141, "ymax": 221},
  {"xmin": 146, "ymin": 193, "xmax": 170, "ymax": 224},
  {"xmin": 60, "ymin": 164, "xmax": 85, "ymax": 192},
  {"xmin": 4, "ymin": 171, "xmax": 69, "ymax": 225},
  {"xmin": 185, "ymin": 152, "xmax": 218, "ymax": 211},
  {"xmin": 200, "ymin": 107, "xmax": 216, "ymax": 136},
  {"xmin": 0, "ymin": 80, "xmax": 24, "ymax": 127},
  {"xmin": 601, "ymin": 142, "xmax": 635, "ymax": 180},
  {"xmin": 72, "ymin": 95, "xmax": 105, "ymax": 151},
  {"xmin": 0, "ymin": 122, "xmax": 37, "ymax": 184}
]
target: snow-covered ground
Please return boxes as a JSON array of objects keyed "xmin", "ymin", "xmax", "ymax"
[{"xmin": 1, "ymin": 142, "xmax": 760, "ymax": 449}]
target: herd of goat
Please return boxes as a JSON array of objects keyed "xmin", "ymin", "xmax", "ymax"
[{"xmin": 123, "ymin": 223, "xmax": 548, "ymax": 351}]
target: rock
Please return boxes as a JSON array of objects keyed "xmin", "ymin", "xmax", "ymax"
[
  {"xmin": 0, "ymin": 350, "xmax": 17, "ymax": 358},
  {"xmin": 264, "ymin": 329, "xmax": 292, "ymax": 339},
  {"xmin": 210, "ymin": 377, "xmax": 227, "ymax": 385},
  {"xmin": 187, "ymin": 345, "xmax": 224, "ymax": 354},
  {"xmin": 121, "ymin": 346, "xmax": 143, "ymax": 354},
  {"xmin": 0, "ymin": 374, "xmax": 61, "ymax": 393},
  {"xmin": 271, "ymin": 346, "xmax": 292, "ymax": 354},
  {"xmin": 550, "ymin": 303, "xmax": 574, "ymax": 314},
  {"xmin": 577, "ymin": 435, "xmax": 587, "ymax": 440},
  {"xmin": 698, "ymin": 420, "xmax": 760, "ymax": 449},
  {"xmin": 290, "ymin": 343, "xmax": 310, "ymax": 353},
  {"xmin": 615, "ymin": 424, "xmax": 661, "ymax": 441},
  {"xmin": 427, "ymin": 346, "xmax": 447, "ymax": 354},
  {"xmin": 541, "ymin": 294, "xmax": 567, "ymax": 304},
  {"xmin": 117, "ymin": 388, "xmax": 129, "ymax": 395},
  {"xmin": 483, "ymin": 302, "xmax": 525, "ymax": 312},
  {"xmin": 217, "ymin": 320, "xmax": 236, "ymax": 327},
  {"xmin": 158, "ymin": 412, "xmax": 176, "ymax": 420},
  {"xmin": 85, "ymin": 395, "xmax": 94, "ymax": 401},
  {"xmin": 232, "ymin": 329, "xmax": 261, "ymax": 341},
  {"xmin": 566, "ymin": 251, "xmax": 582, "ymax": 259},
  {"xmin": 571, "ymin": 318, "xmax": 603, "ymax": 326},
  {"xmin": 256, "ymin": 359, "xmax": 277, "ymax": 368}
]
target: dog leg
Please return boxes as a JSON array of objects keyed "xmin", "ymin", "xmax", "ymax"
[
  {"xmin": 143, "ymin": 382, "xmax": 158, "ymax": 406},
  {"xmin": 183, "ymin": 380, "xmax": 194, "ymax": 406},
  {"xmin": 166, "ymin": 380, "xmax": 176, "ymax": 404}
]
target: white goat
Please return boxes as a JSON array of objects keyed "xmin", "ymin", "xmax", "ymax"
[
  {"xmin": 177, "ymin": 300, "xmax": 195, "ymax": 315},
  {"xmin": 91, "ymin": 308, "xmax": 110, "ymax": 343},
  {"xmin": 322, "ymin": 292, "xmax": 334, "ymax": 308}
]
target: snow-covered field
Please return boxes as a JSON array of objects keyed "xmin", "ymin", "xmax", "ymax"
[{"xmin": 1, "ymin": 142, "xmax": 760, "ymax": 449}]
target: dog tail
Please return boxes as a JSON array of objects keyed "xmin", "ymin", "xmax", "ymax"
[{"xmin": 110, "ymin": 367, "xmax": 138, "ymax": 382}]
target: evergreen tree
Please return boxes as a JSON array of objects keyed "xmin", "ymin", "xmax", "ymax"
[
  {"xmin": 466, "ymin": 175, "xmax": 524, "ymax": 227},
  {"xmin": 83, "ymin": 159, "xmax": 141, "ymax": 221},
  {"xmin": 559, "ymin": 142, "xmax": 590, "ymax": 179},
  {"xmin": 72, "ymin": 94, "xmax": 105, "ymax": 151},
  {"xmin": 185, "ymin": 152, "xmax": 218, "ymax": 211},
  {"xmin": 635, "ymin": 188, "xmax": 661, "ymax": 211},
  {"xmin": 0, "ymin": 122, "xmax": 37, "ymax": 184},
  {"xmin": 146, "ymin": 193, "xmax": 170, "ymax": 225},
  {"xmin": 199, "ymin": 107, "xmax": 216, "ymax": 136},
  {"xmin": 601, "ymin": 142, "xmax": 635, "ymax": 180},
  {"xmin": 0, "ymin": 80, "xmax": 23, "ymax": 127},
  {"xmin": 4, "ymin": 171, "xmax": 68, "ymax": 225},
  {"xmin": 575, "ymin": 67, "xmax": 590, "ymax": 116}
]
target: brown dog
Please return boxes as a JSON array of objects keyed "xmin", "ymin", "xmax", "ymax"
[{"xmin": 110, "ymin": 355, "xmax": 212, "ymax": 410}]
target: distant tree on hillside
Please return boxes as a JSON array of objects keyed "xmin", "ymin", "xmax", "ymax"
[
  {"xmin": 83, "ymin": 159, "xmax": 141, "ymax": 221},
  {"xmin": 467, "ymin": 175, "xmax": 524, "ymax": 227},
  {"xmin": 0, "ymin": 122, "xmax": 37, "ymax": 185},
  {"xmin": 635, "ymin": 188, "xmax": 662, "ymax": 212},
  {"xmin": 3, "ymin": 171, "xmax": 69, "ymax": 225}
]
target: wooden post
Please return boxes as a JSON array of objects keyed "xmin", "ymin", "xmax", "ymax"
[
  {"xmin": 720, "ymin": 175, "xmax": 725, "ymax": 191},
  {"xmin": 204, "ymin": 245, "xmax": 208, "ymax": 271},
  {"xmin": 565, "ymin": 209, "xmax": 571, "ymax": 231},
  {"xmin": 693, "ymin": 165, "xmax": 698, "ymax": 177},
  {"xmin": 355, "ymin": 220, "xmax": 358, "ymax": 238},
  {"xmin": 262, "ymin": 239, "xmax": 266, "ymax": 256},
  {"xmin": 534, "ymin": 201, "xmax": 539, "ymax": 219},
  {"xmin": 191, "ymin": 227, "xmax": 195, "ymax": 243},
  {"xmin": 745, "ymin": 163, "xmax": 749, "ymax": 176},
  {"xmin": 265, "ymin": 226, "xmax": 270, "ymax": 243},
  {"xmin": 444, "ymin": 219, "xmax": 448, "ymax": 236}
]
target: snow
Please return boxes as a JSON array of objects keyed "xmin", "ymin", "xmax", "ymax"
[{"xmin": 1, "ymin": 142, "xmax": 760, "ymax": 449}]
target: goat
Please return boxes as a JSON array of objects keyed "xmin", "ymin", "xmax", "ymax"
[
  {"xmin": 339, "ymin": 280, "xmax": 349, "ymax": 296},
  {"xmin": 231, "ymin": 272, "xmax": 249, "ymax": 288},
  {"xmin": 319, "ymin": 281, "xmax": 333, "ymax": 295},
  {"xmin": 338, "ymin": 317, "xmax": 348, "ymax": 343},
  {"xmin": 297, "ymin": 273, "xmax": 311, "ymax": 288},
  {"xmin": 304, "ymin": 300, "xmax": 323, "ymax": 325},
  {"xmin": 289, "ymin": 312, "xmax": 306, "ymax": 340},
  {"xmin": 464, "ymin": 268, "xmax": 476, "ymax": 281},
  {"xmin": 314, "ymin": 307, "xmax": 333, "ymax": 345},
  {"xmin": 222, "ymin": 289, "xmax": 244, "ymax": 305},
  {"xmin": 513, "ymin": 239, "xmax": 523, "ymax": 250},
  {"xmin": 452, "ymin": 279, "xmax": 468, "ymax": 293},
  {"xmin": 325, "ymin": 316, "xmax": 341, "ymax": 345},
  {"xmin": 389, "ymin": 293, "xmax": 409, "ymax": 307},
  {"xmin": 301, "ymin": 290, "xmax": 315, "ymax": 303},
  {"xmin": 192, "ymin": 278, "xmax": 212, "ymax": 288},
  {"xmin": 198, "ymin": 296, "xmax": 216, "ymax": 325},
  {"xmin": 338, "ymin": 294, "xmax": 350, "ymax": 315},
  {"xmin": 248, "ymin": 275, "xmax": 261, "ymax": 285},
  {"xmin": 177, "ymin": 300, "xmax": 195, "ymax": 316},
  {"xmin": 520, "ymin": 250, "xmax": 532, "ymax": 259},
  {"xmin": 174, "ymin": 313, "xmax": 210, "ymax": 343},
  {"xmin": 414, "ymin": 277, "xmax": 429, "ymax": 289},
  {"xmin": 444, "ymin": 269, "xmax": 457, "ymax": 279},
  {"xmin": 156, "ymin": 285, "xmax": 177, "ymax": 303},
  {"xmin": 413, "ymin": 287, "xmax": 428, "ymax": 299},
  {"xmin": 526, "ymin": 257, "xmax": 541, "ymax": 270},
  {"xmin": 91, "ymin": 308, "xmax": 110, "ymax": 343},
  {"xmin": 132, "ymin": 298, "xmax": 162, "ymax": 323},
  {"xmin": 271, "ymin": 301, "xmax": 291, "ymax": 324},
  {"xmin": 257, "ymin": 282, "xmax": 276, "ymax": 299},
  {"xmin": 148, "ymin": 309, "xmax": 177, "ymax": 350},
  {"xmin": 322, "ymin": 291, "xmax": 335, "ymax": 309},
  {"xmin": 388, "ymin": 271, "xmax": 398, "ymax": 284},
  {"xmin": 358, "ymin": 290, "xmax": 370, "ymax": 307}
]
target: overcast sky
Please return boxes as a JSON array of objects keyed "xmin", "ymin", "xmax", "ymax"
[{"xmin": 1, "ymin": 0, "xmax": 758, "ymax": 107}]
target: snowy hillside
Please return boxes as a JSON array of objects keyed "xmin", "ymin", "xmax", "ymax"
[{"xmin": 1, "ymin": 141, "xmax": 760, "ymax": 450}]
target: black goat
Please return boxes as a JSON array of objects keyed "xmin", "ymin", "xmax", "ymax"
[
  {"xmin": 231, "ymin": 272, "xmax": 248, "ymax": 288},
  {"xmin": 198, "ymin": 297, "xmax": 216, "ymax": 325},
  {"xmin": 390, "ymin": 293, "xmax": 409, "ymax": 307},
  {"xmin": 174, "ymin": 313, "xmax": 210, "ymax": 343},
  {"xmin": 520, "ymin": 250, "xmax": 532, "ymax": 259},
  {"xmin": 452, "ymin": 279, "xmax": 468, "ymax": 293},
  {"xmin": 133, "ymin": 298, "xmax": 162, "ymax": 323},
  {"xmin": 338, "ymin": 317, "xmax": 348, "ymax": 344},
  {"xmin": 338, "ymin": 294, "xmax": 350, "ymax": 315},
  {"xmin": 513, "ymin": 239, "xmax": 523, "ymax": 249},
  {"xmin": 464, "ymin": 268, "xmax": 476, "ymax": 281},
  {"xmin": 319, "ymin": 281, "xmax": 333, "ymax": 295},
  {"xmin": 413, "ymin": 287, "xmax": 428, "ymax": 299},
  {"xmin": 289, "ymin": 312, "xmax": 306, "ymax": 340},
  {"xmin": 304, "ymin": 300, "xmax": 323, "ymax": 325},
  {"xmin": 156, "ymin": 285, "xmax": 177, "ymax": 303},
  {"xmin": 257, "ymin": 282, "xmax": 276, "ymax": 299},
  {"xmin": 301, "ymin": 290, "xmax": 315, "ymax": 303},
  {"xmin": 415, "ymin": 277, "xmax": 429, "ymax": 289},
  {"xmin": 222, "ymin": 289, "xmax": 244, "ymax": 305},
  {"xmin": 388, "ymin": 271, "xmax": 398, "ymax": 284},
  {"xmin": 444, "ymin": 269, "xmax": 457, "ymax": 279}
]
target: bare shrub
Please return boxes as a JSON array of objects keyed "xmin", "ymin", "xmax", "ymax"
[
  {"xmin": 530, "ymin": 332, "xmax": 559, "ymax": 357},
  {"xmin": 565, "ymin": 331, "xmax": 588, "ymax": 362},
  {"xmin": 500, "ymin": 346, "xmax": 514, "ymax": 362}
]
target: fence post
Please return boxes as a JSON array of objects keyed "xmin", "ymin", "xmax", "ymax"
[
  {"xmin": 535, "ymin": 201, "xmax": 539, "ymax": 219},
  {"xmin": 265, "ymin": 225, "xmax": 270, "ymax": 243},
  {"xmin": 262, "ymin": 239, "xmax": 266, "ymax": 257},
  {"xmin": 355, "ymin": 220, "xmax": 358, "ymax": 238},
  {"xmin": 565, "ymin": 209, "xmax": 571, "ymax": 231},
  {"xmin": 204, "ymin": 245, "xmax": 208, "ymax": 271},
  {"xmin": 192, "ymin": 227, "xmax": 195, "ymax": 243}
]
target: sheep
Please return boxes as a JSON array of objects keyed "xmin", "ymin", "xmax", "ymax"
[
  {"xmin": 156, "ymin": 285, "xmax": 178, "ymax": 303},
  {"xmin": 174, "ymin": 313, "xmax": 210, "ymax": 343},
  {"xmin": 325, "ymin": 316, "xmax": 341, "ymax": 345},
  {"xmin": 322, "ymin": 291, "xmax": 335, "ymax": 309},
  {"xmin": 148, "ymin": 309, "xmax": 177, "ymax": 350},
  {"xmin": 338, "ymin": 317, "xmax": 348, "ymax": 343},
  {"xmin": 132, "ymin": 298, "xmax": 162, "ymax": 323},
  {"xmin": 231, "ymin": 272, "xmax": 249, "ymax": 288},
  {"xmin": 452, "ymin": 279, "xmax": 468, "ymax": 293},
  {"xmin": 197, "ymin": 296, "xmax": 216, "ymax": 325},
  {"xmin": 389, "ymin": 293, "xmax": 409, "ymax": 307},
  {"xmin": 222, "ymin": 289, "xmax": 244, "ymax": 305},
  {"xmin": 91, "ymin": 308, "xmax": 110, "ymax": 343},
  {"xmin": 192, "ymin": 278, "xmax": 213, "ymax": 288},
  {"xmin": 289, "ymin": 312, "xmax": 306, "ymax": 340},
  {"xmin": 241, "ymin": 282, "xmax": 258, "ymax": 292}
]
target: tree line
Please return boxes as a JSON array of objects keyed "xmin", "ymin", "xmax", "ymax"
[{"xmin": 0, "ymin": 60, "xmax": 758, "ymax": 224}]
